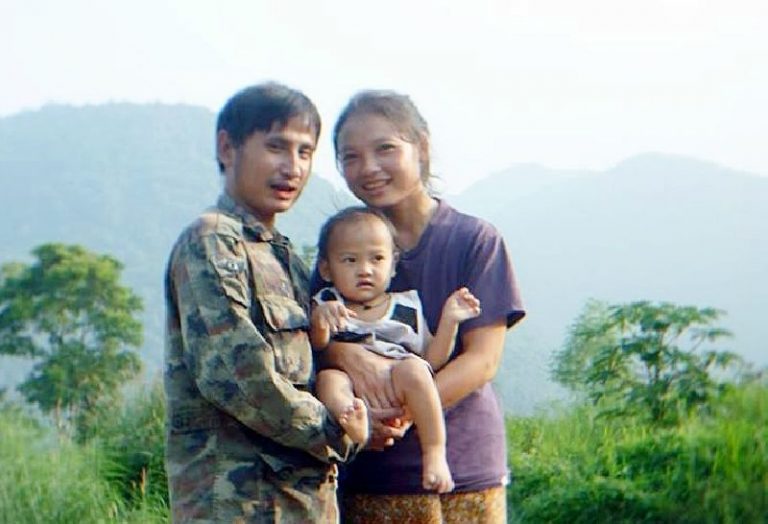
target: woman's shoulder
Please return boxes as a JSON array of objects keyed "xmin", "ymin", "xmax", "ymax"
[{"xmin": 434, "ymin": 199, "xmax": 503, "ymax": 240}]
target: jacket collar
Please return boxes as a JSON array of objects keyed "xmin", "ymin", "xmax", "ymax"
[{"xmin": 215, "ymin": 192, "xmax": 287, "ymax": 244}]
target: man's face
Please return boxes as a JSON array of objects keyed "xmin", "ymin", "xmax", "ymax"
[{"xmin": 218, "ymin": 116, "xmax": 317, "ymax": 227}]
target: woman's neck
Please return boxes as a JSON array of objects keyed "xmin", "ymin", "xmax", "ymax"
[{"xmin": 383, "ymin": 191, "xmax": 437, "ymax": 251}]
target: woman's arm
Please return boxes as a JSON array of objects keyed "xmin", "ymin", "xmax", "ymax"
[{"xmin": 434, "ymin": 320, "xmax": 507, "ymax": 409}]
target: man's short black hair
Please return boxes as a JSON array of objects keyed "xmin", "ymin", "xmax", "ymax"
[{"xmin": 215, "ymin": 82, "xmax": 321, "ymax": 171}]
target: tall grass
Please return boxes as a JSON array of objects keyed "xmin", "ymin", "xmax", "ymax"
[
  {"xmin": 0, "ymin": 399, "xmax": 168, "ymax": 524},
  {"xmin": 506, "ymin": 383, "xmax": 768, "ymax": 523},
  {"xmin": 0, "ymin": 405, "xmax": 117, "ymax": 523}
]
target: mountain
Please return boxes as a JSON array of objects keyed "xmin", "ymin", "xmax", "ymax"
[
  {"xmin": 450, "ymin": 154, "xmax": 768, "ymax": 411},
  {"xmin": 2, "ymin": 104, "xmax": 766, "ymax": 414},
  {"xmin": 0, "ymin": 103, "xmax": 355, "ymax": 386}
]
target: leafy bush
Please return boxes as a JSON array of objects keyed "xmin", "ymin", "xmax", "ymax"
[{"xmin": 551, "ymin": 300, "xmax": 743, "ymax": 425}]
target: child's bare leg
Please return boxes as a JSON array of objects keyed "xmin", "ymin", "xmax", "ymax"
[
  {"xmin": 391, "ymin": 358, "xmax": 454, "ymax": 493},
  {"xmin": 316, "ymin": 369, "xmax": 368, "ymax": 444}
]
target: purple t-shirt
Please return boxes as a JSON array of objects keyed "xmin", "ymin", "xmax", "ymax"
[{"xmin": 314, "ymin": 199, "xmax": 525, "ymax": 493}]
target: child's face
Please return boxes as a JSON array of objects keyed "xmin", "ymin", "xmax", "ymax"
[{"xmin": 319, "ymin": 216, "xmax": 396, "ymax": 305}]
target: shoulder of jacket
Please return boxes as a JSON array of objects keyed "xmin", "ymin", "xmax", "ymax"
[{"xmin": 193, "ymin": 210, "xmax": 244, "ymax": 238}]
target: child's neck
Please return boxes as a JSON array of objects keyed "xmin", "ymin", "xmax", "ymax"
[{"xmin": 345, "ymin": 293, "xmax": 391, "ymax": 320}]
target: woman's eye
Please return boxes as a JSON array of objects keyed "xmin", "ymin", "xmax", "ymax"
[{"xmin": 340, "ymin": 152, "xmax": 358, "ymax": 163}]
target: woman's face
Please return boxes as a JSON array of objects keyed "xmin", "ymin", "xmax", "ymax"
[{"xmin": 336, "ymin": 113, "xmax": 427, "ymax": 209}]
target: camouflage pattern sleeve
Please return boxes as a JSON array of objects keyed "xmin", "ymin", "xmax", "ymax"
[{"xmin": 170, "ymin": 228, "xmax": 355, "ymax": 463}]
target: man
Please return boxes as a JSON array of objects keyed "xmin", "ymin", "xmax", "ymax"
[{"xmin": 164, "ymin": 83, "xmax": 359, "ymax": 522}]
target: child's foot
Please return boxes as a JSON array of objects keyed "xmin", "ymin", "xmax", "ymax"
[
  {"xmin": 422, "ymin": 448, "xmax": 454, "ymax": 493},
  {"xmin": 338, "ymin": 398, "xmax": 369, "ymax": 444}
]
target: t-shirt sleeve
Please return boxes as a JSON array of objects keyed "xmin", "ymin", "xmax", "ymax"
[{"xmin": 460, "ymin": 224, "xmax": 525, "ymax": 332}]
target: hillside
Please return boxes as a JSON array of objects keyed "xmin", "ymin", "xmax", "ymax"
[
  {"xmin": 2, "ymin": 104, "xmax": 766, "ymax": 413},
  {"xmin": 452, "ymin": 154, "xmax": 768, "ymax": 410},
  {"xmin": 0, "ymin": 104, "xmax": 355, "ymax": 385}
]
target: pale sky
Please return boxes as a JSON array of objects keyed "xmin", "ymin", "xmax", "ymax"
[{"xmin": 3, "ymin": 0, "xmax": 766, "ymax": 192}]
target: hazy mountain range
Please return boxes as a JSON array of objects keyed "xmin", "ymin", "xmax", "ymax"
[{"xmin": 1, "ymin": 104, "xmax": 766, "ymax": 414}]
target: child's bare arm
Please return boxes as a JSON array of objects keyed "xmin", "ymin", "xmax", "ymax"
[
  {"xmin": 310, "ymin": 301, "xmax": 356, "ymax": 350},
  {"xmin": 424, "ymin": 288, "xmax": 481, "ymax": 370}
]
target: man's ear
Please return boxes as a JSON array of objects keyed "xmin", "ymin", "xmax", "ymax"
[
  {"xmin": 217, "ymin": 130, "xmax": 235, "ymax": 173},
  {"xmin": 318, "ymin": 259, "xmax": 332, "ymax": 282}
]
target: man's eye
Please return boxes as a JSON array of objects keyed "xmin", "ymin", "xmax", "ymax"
[{"xmin": 299, "ymin": 148, "xmax": 314, "ymax": 160}]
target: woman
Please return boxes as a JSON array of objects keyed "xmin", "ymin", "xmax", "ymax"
[{"xmin": 317, "ymin": 90, "xmax": 525, "ymax": 523}]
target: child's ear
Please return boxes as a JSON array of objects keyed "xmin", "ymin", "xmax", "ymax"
[{"xmin": 318, "ymin": 259, "xmax": 332, "ymax": 282}]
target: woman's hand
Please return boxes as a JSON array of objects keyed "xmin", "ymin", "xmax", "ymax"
[{"xmin": 321, "ymin": 341, "xmax": 407, "ymax": 449}]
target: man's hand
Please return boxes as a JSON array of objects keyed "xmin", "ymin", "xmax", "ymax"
[{"xmin": 366, "ymin": 412, "xmax": 412, "ymax": 450}]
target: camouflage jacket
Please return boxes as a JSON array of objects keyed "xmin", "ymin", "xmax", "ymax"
[{"xmin": 164, "ymin": 193, "xmax": 356, "ymax": 523}]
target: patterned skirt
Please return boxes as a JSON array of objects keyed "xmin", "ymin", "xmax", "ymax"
[{"xmin": 342, "ymin": 486, "xmax": 506, "ymax": 524}]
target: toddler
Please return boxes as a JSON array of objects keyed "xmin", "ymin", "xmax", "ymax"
[{"xmin": 311, "ymin": 207, "xmax": 480, "ymax": 493}]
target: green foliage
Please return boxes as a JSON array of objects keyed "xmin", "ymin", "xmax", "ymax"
[
  {"xmin": 0, "ymin": 243, "xmax": 143, "ymax": 434},
  {"xmin": 551, "ymin": 300, "xmax": 742, "ymax": 424},
  {"xmin": 0, "ymin": 401, "xmax": 168, "ymax": 523},
  {"xmin": 550, "ymin": 299, "xmax": 615, "ymax": 392},
  {"xmin": 93, "ymin": 380, "xmax": 168, "ymax": 509},
  {"xmin": 507, "ymin": 383, "xmax": 768, "ymax": 523}
]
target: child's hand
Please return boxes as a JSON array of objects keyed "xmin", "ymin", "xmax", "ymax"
[
  {"xmin": 442, "ymin": 287, "xmax": 481, "ymax": 323},
  {"xmin": 312, "ymin": 301, "xmax": 356, "ymax": 333}
]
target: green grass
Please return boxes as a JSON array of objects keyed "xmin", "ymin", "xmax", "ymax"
[
  {"xmin": 0, "ymin": 400, "xmax": 168, "ymax": 524},
  {"xmin": 506, "ymin": 383, "xmax": 768, "ymax": 523},
  {"xmin": 3, "ymin": 382, "xmax": 765, "ymax": 522}
]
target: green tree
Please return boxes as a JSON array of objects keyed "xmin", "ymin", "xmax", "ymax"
[
  {"xmin": 552, "ymin": 300, "xmax": 741, "ymax": 424},
  {"xmin": 0, "ymin": 243, "xmax": 143, "ymax": 434}
]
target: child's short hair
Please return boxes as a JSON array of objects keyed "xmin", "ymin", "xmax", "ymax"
[{"xmin": 316, "ymin": 206, "xmax": 398, "ymax": 261}]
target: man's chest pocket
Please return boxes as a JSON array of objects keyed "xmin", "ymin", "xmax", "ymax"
[{"xmin": 259, "ymin": 295, "xmax": 312, "ymax": 385}]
